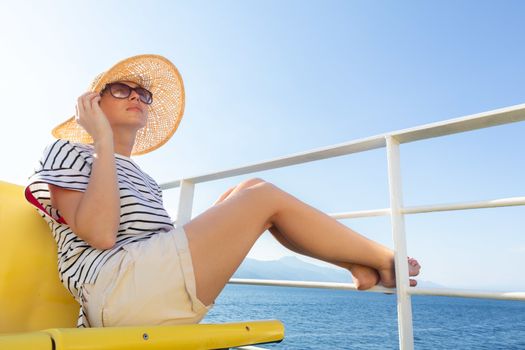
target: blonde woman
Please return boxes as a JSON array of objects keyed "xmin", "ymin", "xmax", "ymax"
[{"xmin": 25, "ymin": 55, "xmax": 420, "ymax": 328}]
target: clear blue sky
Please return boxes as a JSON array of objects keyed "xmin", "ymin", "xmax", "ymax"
[{"xmin": 1, "ymin": 1, "xmax": 524, "ymax": 291}]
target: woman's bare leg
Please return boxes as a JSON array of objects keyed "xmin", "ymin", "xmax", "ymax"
[
  {"xmin": 217, "ymin": 180, "xmax": 425, "ymax": 290},
  {"xmin": 213, "ymin": 178, "xmax": 392, "ymax": 290},
  {"xmin": 213, "ymin": 179, "xmax": 381, "ymax": 290},
  {"xmin": 184, "ymin": 178, "xmax": 419, "ymax": 305}
]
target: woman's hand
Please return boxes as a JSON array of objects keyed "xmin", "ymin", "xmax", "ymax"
[
  {"xmin": 49, "ymin": 92, "xmax": 121, "ymax": 249},
  {"xmin": 75, "ymin": 92, "xmax": 113, "ymax": 143}
]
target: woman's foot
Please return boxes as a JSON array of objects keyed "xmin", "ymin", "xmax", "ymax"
[{"xmin": 377, "ymin": 257, "xmax": 421, "ymax": 288}]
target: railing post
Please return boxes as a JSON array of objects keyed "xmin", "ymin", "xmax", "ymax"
[
  {"xmin": 385, "ymin": 135, "xmax": 414, "ymax": 350},
  {"xmin": 177, "ymin": 179, "xmax": 195, "ymax": 226}
]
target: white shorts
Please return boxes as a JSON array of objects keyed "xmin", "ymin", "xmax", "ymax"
[{"xmin": 81, "ymin": 227, "xmax": 213, "ymax": 327}]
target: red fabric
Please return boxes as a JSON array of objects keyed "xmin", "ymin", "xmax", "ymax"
[{"xmin": 25, "ymin": 186, "xmax": 67, "ymax": 225}]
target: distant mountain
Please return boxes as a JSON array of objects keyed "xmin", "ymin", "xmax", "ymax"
[
  {"xmin": 233, "ymin": 256, "xmax": 442, "ymax": 288},
  {"xmin": 233, "ymin": 256, "xmax": 351, "ymax": 283}
]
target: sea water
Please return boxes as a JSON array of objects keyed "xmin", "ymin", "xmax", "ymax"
[{"xmin": 202, "ymin": 284, "xmax": 525, "ymax": 349}]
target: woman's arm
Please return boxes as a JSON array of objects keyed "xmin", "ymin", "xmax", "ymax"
[
  {"xmin": 49, "ymin": 140, "xmax": 119, "ymax": 249},
  {"xmin": 49, "ymin": 93, "xmax": 120, "ymax": 250}
]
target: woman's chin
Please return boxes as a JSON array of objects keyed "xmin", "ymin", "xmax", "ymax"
[{"xmin": 127, "ymin": 114, "xmax": 148, "ymax": 127}]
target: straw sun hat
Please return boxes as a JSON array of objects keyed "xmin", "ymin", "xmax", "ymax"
[{"xmin": 52, "ymin": 54, "xmax": 185, "ymax": 155}]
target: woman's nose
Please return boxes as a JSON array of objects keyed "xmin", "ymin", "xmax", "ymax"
[{"xmin": 129, "ymin": 89, "xmax": 141, "ymax": 101}]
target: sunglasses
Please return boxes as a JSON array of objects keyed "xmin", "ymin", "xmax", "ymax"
[{"xmin": 101, "ymin": 82, "xmax": 153, "ymax": 105}]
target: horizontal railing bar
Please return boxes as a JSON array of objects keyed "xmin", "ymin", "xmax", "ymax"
[
  {"xmin": 160, "ymin": 136, "xmax": 386, "ymax": 189},
  {"xmin": 402, "ymin": 196, "xmax": 525, "ymax": 214},
  {"xmin": 331, "ymin": 208, "xmax": 391, "ymax": 219},
  {"xmin": 409, "ymin": 288, "xmax": 525, "ymax": 301},
  {"xmin": 327, "ymin": 196, "xmax": 524, "ymax": 220},
  {"xmin": 229, "ymin": 278, "xmax": 393, "ymax": 293},
  {"xmin": 161, "ymin": 179, "xmax": 180, "ymax": 189},
  {"xmin": 167, "ymin": 197, "xmax": 524, "ymax": 223},
  {"xmin": 229, "ymin": 279, "xmax": 525, "ymax": 302},
  {"xmin": 391, "ymin": 103, "xmax": 525, "ymax": 143},
  {"xmin": 159, "ymin": 103, "xmax": 525, "ymax": 190}
]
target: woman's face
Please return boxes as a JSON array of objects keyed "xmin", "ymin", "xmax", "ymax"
[{"xmin": 98, "ymin": 81, "xmax": 149, "ymax": 131}]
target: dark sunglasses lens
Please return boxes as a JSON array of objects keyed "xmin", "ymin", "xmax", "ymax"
[
  {"xmin": 106, "ymin": 83, "xmax": 152, "ymax": 104},
  {"xmin": 110, "ymin": 83, "xmax": 131, "ymax": 98},
  {"xmin": 136, "ymin": 88, "xmax": 153, "ymax": 104}
]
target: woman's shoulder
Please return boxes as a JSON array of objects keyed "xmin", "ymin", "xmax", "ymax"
[
  {"xmin": 36, "ymin": 139, "xmax": 94, "ymax": 172},
  {"xmin": 42, "ymin": 139, "xmax": 94, "ymax": 157},
  {"xmin": 27, "ymin": 139, "xmax": 93, "ymax": 187}
]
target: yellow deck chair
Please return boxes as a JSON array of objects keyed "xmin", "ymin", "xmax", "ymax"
[{"xmin": 0, "ymin": 181, "xmax": 284, "ymax": 349}]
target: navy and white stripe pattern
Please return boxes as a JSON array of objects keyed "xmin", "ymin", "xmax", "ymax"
[{"xmin": 26, "ymin": 139, "xmax": 174, "ymax": 327}]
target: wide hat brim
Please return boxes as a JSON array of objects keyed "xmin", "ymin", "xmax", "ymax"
[{"xmin": 52, "ymin": 54, "xmax": 185, "ymax": 155}]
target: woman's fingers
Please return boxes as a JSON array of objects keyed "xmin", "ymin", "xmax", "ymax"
[
  {"xmin": 75, "ymin": 92, "xmax": 112, "ymax": 141},
  {"xmin": 78, "ymin": 92, "xmax": 102, "ymax": 117},
  {"xmin": 76, "ymin": 92, "xmax": 93, "ymax": 124},
  {"xmin": 90, "ymin": 95, "xmax": 102, "ymax": 111},
  {"xmin": 84, "ymin": 92, "xmax": 99, "ymax": 111},
  {"xmin": 77, "ymin": 92, "xmax": 92, "ymax": 113}
]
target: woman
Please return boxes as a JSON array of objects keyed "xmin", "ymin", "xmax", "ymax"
[{"xmin": 25, "ymin": 55, "xmax": 420, "ymax": 328}]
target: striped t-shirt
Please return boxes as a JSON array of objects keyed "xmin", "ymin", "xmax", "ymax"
[{"xmin": 25, "ymin": 139, "xmax": 175, "ymax": 327}]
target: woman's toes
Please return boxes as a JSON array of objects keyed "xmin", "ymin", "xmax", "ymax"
[
  {"xmin": 407, "ymin": 257, "xmax": 421, "ymax": 277},
  {"xmin": 377, "ymin": 257, "xmax": 421, "ymax": 288}
]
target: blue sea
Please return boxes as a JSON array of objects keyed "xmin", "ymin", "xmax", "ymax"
[{"xmin": 202, "ymin": 284, "xmax": 525, "ymax": 349}]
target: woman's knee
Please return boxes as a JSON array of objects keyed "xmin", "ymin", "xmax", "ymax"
[
  {"xmin": 226, "ymin": 178, "xmax": 285, "ymax": 216},
  {"xmin": 239, "ymin": 178, "xmax": 280, "ymax": 196},
  {"xmin": 238, "ymin": 177, "xmax": 266, "ymax": 189},
  {"xmin": 233, "ymin": 178, "xmax": 280, "ymax": 197},
  {"xmin": 240, "ymin": 181, "xmax": 285, "ymax": 216},
  {"xmin": 239, "ymin": 181, "xmax": 283, "ymax": 230}
]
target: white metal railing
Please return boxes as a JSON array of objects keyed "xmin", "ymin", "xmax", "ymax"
[
  {"xmin": 160, "ymin": 103, "xmax": 525, "ymax": 350},
  {"xmin": 228, "ymin": 279, "xmax": 525, "ymax": 301}
]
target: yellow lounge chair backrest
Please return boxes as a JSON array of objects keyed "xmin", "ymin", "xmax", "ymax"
[{"xmin": 0, "ymin": 181, "xmax": 78, "ymax": 333}]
